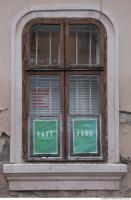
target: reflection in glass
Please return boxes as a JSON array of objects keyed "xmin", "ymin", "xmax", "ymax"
[
  {"xmin": 69, "ymin": 75, "xmax": 100, "ymax": 115},
  {"xmin": 30, "ymin": 25, "xmax": 60, "ymax": 66},
  {"xmin": 69, "ymin": 25, "xmax": 100, "ymax": 65}
]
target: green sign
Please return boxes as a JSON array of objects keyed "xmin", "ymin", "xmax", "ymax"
[
  {"xmin": 73, "ymin": 119, "xmax": 97, "ymax": 154},
  {"xmin": 33, "ymin": 119, "xmax": 58, "ymax": 155}
]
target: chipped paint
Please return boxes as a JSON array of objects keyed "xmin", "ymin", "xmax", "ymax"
[
  {"xmin": 120, "ymin": 111, "xmax": 131, "ymax": 123},
  {"xmin": 0, "ymin": 108, "xmax": 9, "ymax": 136},
  {"xmin": 119, "ymin": 111, "xmax": 131, "ymax": 162},
  {"xmin": 0, "ymin": 138, "xmax": 5, "ymax": 155}
]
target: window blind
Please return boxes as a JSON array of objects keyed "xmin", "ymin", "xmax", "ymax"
[
  {"xmin": 68, "ymin": 75, "xmax": 100, "ymax": 156},
  {"xmin": 69, "ymin": 25, "xmax": 100, "ymax": 65},
  {"xmin": 28, "ymin": 75, "xmax": 61, "ymax": 157},
  {"xmin": 69, "ymin": 75, "xmax": 100, "ymax": 115}
]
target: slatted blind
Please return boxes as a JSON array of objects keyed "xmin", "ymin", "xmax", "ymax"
[
  {"xmin": 28, "ymin": 75, "xmax": 61, "ymax": 157},
  {"xmin": 69, "ymin": 75, "xmax": 100, "ymax": 115},
  {"xmin": 68, "ymin": 75, "xmax": 100, "ymax": 156},
  {"xmin": 29, "ymin": 75, "xmax": 60, "ymax": 116}
]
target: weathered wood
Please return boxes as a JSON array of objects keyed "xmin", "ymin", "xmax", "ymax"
[{"xmin": 22, "ymin": 18, "xmax": 107, "ymax": 162}]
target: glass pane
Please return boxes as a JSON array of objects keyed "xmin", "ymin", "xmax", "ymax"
[
  {"xmin": 69, "ymin": 25, "xmax": 100, "ymax": 65},
  {"xmin": 51, "ymin": 32, "xmax": 60, "ymax": 65},
  {"xmin": 38, "ymin": 31, "xmax": 49, "ymax": 65},
  {"xmin": 30, "ymin": 32, "xmax": 36, "ymax": 64},
  {"xmin": 69, "ymin": 32, "xmax": 76, "ymax": 64},
  {"xmin": 68, "ymin": 75, "xmax": 100, "ymax": 156},
  {"xmin": 69, "ymin": 116, "xmax": 99, "ymax": 155},
  {"xmin": 69, "ymin": 75, "xmax": 100, "ymax": 115},
  {"xmin": 30, "ymin": 25, "xmax": 60, "ymax": 66},
  {"xmin": 78, "ymin": 32, "xmax": 90, "ymax": 64},
  {"xmin": 91, "ymin": 31, "xmax": 100, "ymax": 64},
  {"xmin": 28, "ymin": 75, "xmax": 61, "ymax": 157}
]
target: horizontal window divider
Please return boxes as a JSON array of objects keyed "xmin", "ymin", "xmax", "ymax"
[
  {"xmin": 28, "ymin": 65, "xmax": 62, "ymax": 68},
  {"xmin": 27, "ymin": 155, "xmax": 104, "ymax": 162},
  {"xmin": 66, "ymin": 64, "xmax": 103, "ymax": 67},
  {"xmin": 67, "ymin": 157, "xmax": 103, "ymax": 161},
  {"xmin": 27, "ymin": 159, "xmax": 104, "ymax": 162},
  {"xmin": 28, "ymin": 65, "xmax": 103, "ymax": 68},
  {"xmin": 24, "ymin": 68, "xmax": 104, "ymax": 73},
  {"xmin": 29, "ymin": 115, "xmax": 61, "ymax": 117},
  {"xmin": 65, "ymin": 68, "xmax": 104, "ymax": 71},
  {"xmin": 27, "ymin": 157, "xmax": 65, "ymax": 162},
  {"xmin": 24, "ymin": 71, "xmax": 63, "ymax": 75}
]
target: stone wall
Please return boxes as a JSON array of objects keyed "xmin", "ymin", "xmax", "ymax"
[{"xmin": 0, "ymin": 112, "xmax": 131, "ymax": 197}]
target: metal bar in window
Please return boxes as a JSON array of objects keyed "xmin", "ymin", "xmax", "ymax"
[
  {"xmin": 58, "ymin": 38, "xmax": 60, "ymax": 65},
  {"xmin": 35, "ymin": 31, "xmax": 38, "ymax": 65},
  {"xmin": 76, "ymin": 32, "xmax": 78, "ymax": 65},
  {"xmin": 49, "ymin": 32, "xmax": 52, "ymax": 65},
  {"xmin": 89, "ymin": 78, "xmax": 92, "ymax": 114},
  {"xmin": 89, "ymin": 32, "xmax": 92, "ymax": 65}
]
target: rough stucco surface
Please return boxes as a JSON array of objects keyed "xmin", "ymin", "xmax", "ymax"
[{"xmin": 0, "ymin": 0, "xmax": 131, "ymax": 197}]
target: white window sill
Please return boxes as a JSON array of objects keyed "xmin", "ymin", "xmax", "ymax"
[{"xmin": 3, "ymin": 163, "xmax": 127, "ymax": 191}]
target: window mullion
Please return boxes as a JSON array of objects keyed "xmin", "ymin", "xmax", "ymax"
[{"xmin": 60, "ymin": 71, "xmax": 67, "ymax": 160}]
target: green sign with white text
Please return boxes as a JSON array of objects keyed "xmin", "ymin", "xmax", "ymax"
[
  {"xmin": 33, "ymin": 120, "xmax": 58, "ymax": 155},
  {"xmin": 73, "ymin": 119, "xmax": 97, "ymax": 154}
]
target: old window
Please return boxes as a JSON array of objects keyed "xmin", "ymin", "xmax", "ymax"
[
  {"xmin": 3, "ymin": 9, "xmax": 127, "ymax": 191},
  {"xmin": 22, "ymin": 19, "xmax": 106, "ymax": 161}
]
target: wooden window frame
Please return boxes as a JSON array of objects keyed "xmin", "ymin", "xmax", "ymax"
[
  {"xmin": 23, "ymin": 71, "xmax": 65, "ymax": 162},
  {"xmin": 23, "ymin": 18, "xmax": 65, "ymax": 70},
  {"xmin": 65, "ymin": 19, "xmax": 106, "ymax": 69},
  {"xmin": 22, "ymin": 18, "xmax": 107, "ymax": 162}
]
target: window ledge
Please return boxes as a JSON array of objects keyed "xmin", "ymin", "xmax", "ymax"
[{"xmin": 3, "ymin": 163, "xmax": 127, "ymax": 191}]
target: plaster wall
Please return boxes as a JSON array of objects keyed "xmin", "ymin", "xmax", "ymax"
[{"xmin": 0, "ymin": 0, "xmax": 131, "ymax": 197}]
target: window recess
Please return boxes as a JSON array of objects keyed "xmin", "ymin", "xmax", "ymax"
[{"xmin": 4, "ymin": 10, "xmax": 127, "ymax": 192}]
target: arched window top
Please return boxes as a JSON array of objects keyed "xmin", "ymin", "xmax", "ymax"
[{"xmin": 23, "ymin": 18, "xmax": 106, "ymax": 70}]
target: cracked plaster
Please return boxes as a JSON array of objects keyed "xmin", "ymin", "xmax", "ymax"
[{"xmin": 0, "ymin": 108, "xmax": 9, "ymax": 136}]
